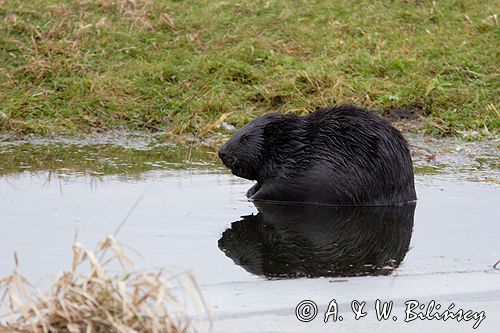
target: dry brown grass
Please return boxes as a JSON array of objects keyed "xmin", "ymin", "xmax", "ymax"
[{"xmin": 0, "ymin": 235, "xmax": 209, "ymax": 333}]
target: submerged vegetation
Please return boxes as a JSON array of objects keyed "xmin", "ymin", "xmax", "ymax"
[
  {"xmin": 0, "ymin": 235, "xmax": 207, "ymax": 333},
  {"xmin": 0, "ymin": 133, "xmax": 498, "ymax": 180},
  {"xmin": 0, "ymin": 142, "xmax": 218, "ymax": 177},
  {"xmin": 0, "ymin": 0, "xmax": 499, "ymax": 137}
]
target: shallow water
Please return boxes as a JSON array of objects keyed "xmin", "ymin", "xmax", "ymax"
[
  {"xmin": 0, "ymin": 136, "xmax": 499, "ymax": 332},
  {"xmin": 1, "ymin": 170, "xmax": 498, "ymax": 279}
]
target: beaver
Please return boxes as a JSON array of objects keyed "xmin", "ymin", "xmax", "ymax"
[{"xmin": 218, "ymin": 105, "xmax": 416, "ymax": 206}]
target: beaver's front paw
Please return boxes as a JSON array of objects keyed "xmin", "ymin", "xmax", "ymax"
[{"xmin": 246, "ymin": 182, "xmax": 261, "ymax": 198}]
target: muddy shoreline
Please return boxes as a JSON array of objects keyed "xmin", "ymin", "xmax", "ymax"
[{"xmin": 1, "ymin": 131, "xmax": 498, "ymax": 183}]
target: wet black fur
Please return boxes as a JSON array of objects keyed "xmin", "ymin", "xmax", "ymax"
[
  {"xmin": 218, "ymin": 104, "xmax": 416, "ymax": 206},
  {"xmin": 218, "ymin": 202, "xmax": 415, "ymax": 278}
]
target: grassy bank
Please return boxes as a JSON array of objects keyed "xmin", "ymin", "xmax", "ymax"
[{"xmin": 0, "ymin": 0, "xmax": 498, "ymax": 137}]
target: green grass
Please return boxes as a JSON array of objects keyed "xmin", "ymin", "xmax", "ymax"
[{"xmin": 0, "ymin": 0, "xmax": 498, "ymax": 137}]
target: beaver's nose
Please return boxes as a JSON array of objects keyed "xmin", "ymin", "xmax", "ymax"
[{"xmin": 218, "ymin": 148, "xmax": 228, "ymax": 161}]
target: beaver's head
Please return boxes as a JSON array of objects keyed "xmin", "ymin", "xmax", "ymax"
[{"xmin": 218, "ymin": 113, "xmax": 284, "ymax": 181}]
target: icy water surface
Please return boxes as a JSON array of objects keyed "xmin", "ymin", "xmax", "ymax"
[{"xmin": 0, "ymin": 134, "xmax": 499, "ymax": 332}]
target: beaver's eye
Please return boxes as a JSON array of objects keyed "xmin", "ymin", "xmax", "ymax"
[{"xmin": 240, "ymin": 136, "xmax": 248, "ymax": 144}]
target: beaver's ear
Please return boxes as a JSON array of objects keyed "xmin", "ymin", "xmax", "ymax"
[{"xmin": 263, "ymin": 122, "xmax": 281, "ymax": 142}]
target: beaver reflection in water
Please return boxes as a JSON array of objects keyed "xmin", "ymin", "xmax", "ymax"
[
  {"xmin": 218, "ymin": 105, "xmax": 416, "ymax": 206},
  {"xmin": 218, "ymin": 202, "xmax": 415, "ymax": 278}
]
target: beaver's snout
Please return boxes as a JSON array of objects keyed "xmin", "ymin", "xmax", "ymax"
[{"xmin": 218, "ymin": 146, "xmax": 232, "ymax": 168}]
